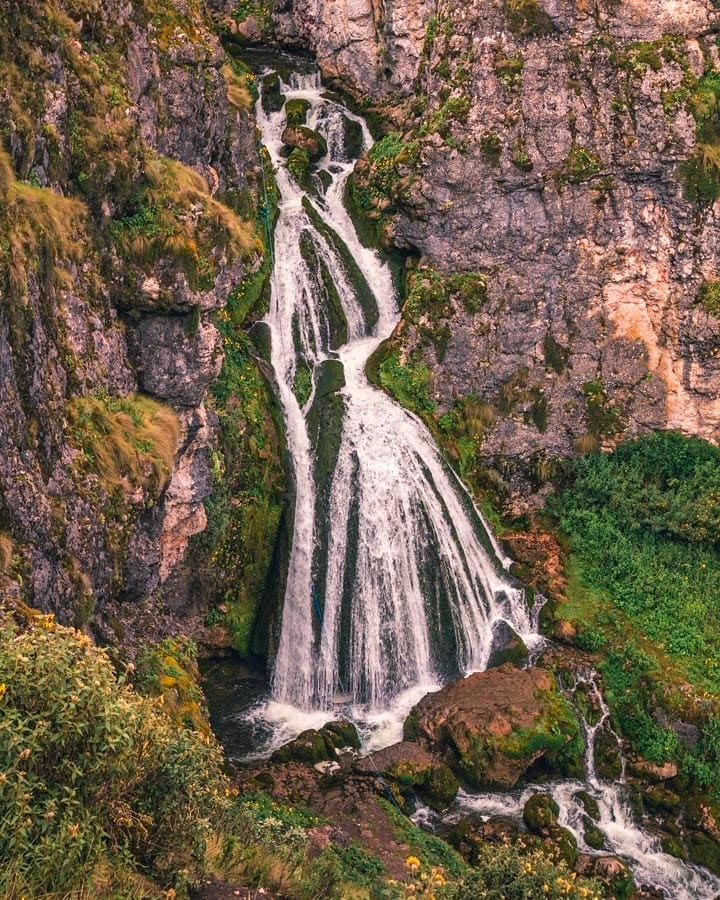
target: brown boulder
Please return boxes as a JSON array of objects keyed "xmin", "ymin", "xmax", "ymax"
[{"xmin": 404, "ymin": 665, "xmax": 582, "ymax": 789}]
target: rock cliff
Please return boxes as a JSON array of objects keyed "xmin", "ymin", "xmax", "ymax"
[
  {"xmin": 0, "ymin": 0, "xmax": 273, "ymax": 642},
  {"xmin": 273, "ymin": 0, "xmax": 720, "ymax": 507}
]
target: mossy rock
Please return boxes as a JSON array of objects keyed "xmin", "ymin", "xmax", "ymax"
[
  {"xmin": 388, "ymin": 759, "xmax": 460, "ymax": 810},
  {"xmin": 285, "ymin": 97, "xmax": 310, "ymax": 127},
  {"xmin": 687, "ymin": 832, "xmax": 720, "ymax": 875},
  {"xmin": 593, "ymin": 724, "xmax": 623, "ymax": 781},
  {"xmin": 523, "ymin": 792, "xmax": 559, "ymax": 834},
  {"xmin": 271, "ymin": 719, "xmax": 360, "ymax": 764},
  {"xmin": 543, "ymin": 825, "xmax": 577, "ymax": 868},
  {"xmin": 282, "ymin": 125, "xmax": 327, "ymax": 161},
  {"xmin": 583, "ymin": 818, "xmax": 605, "ymax": 851},
  {"xmin": 324, "ymin": 719, "xmax": 361, "ymax": 750},
  {"xmin": 315, "ymin": 359, "xmax": 345, "ymax": 398},
  {"xmin": 644, "ymin": 786, "xmax": 681, "ymax": 814},
  {"xmin": 487, "ymin": 619, "xmax": 528, "ymax": 669},
  {"xmin": 262, "ymin": 72, "xmax": 284, "ymax": 114},
  {"xmin": 341, "ymin": 115, "xmax": 365, "ymax": 160},
  {"xmin": 287, "ymin": 147, "xmax": 311, "ymax": 185},
  {"xmin": 574, "ymin": 790, "xmax": 600, "ymax": 822},
  {"xmin": 662, "ymin": 835, "xmax": 687, "ymax": 859},
  {"xmin": 575, "ymin": 854, "xmax": 635, "ymax": 899}
]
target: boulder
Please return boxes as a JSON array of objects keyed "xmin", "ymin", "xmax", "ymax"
[
  {"xmin": 281, "ymin": 125, "xmax": 327, "ymax": 160},
  {"xmin": 354, "ymin": 740, "xmax": 459, "ymax": 809},
  {"xmin": 574, "ymin": 854, "xmax": 635, "ymax": 898},
  {"xmin": 404, "ymin": 665, "xmax": 582, "ymax": 789},
  {"xmin": 487, "ymin": 619, "xmax": 528, "ymax": 669},
  {"xmin": 271, "ymin": 719, "xmax": 360, "ymax": 765},
  {"xmin": 523, "ymin": 792, "xmax": 559, "ymax": 833}
]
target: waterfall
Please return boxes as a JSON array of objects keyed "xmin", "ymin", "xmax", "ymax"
[
  {"xmin": 257, "ymin": 68, "xmax": 540, "ymax": 718},
  {"xmin": 447, "ymin": 670, "xmax": 720, "ymax": 899}
]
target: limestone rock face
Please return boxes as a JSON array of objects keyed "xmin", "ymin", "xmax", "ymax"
[
  {"xmin": 273, "ymin": 0, "xmax": 435, "ymax": 98},
  {"xmin": 404, "ymin": 664, "xmax": 581, "ymax": 788},
  {"xmin": 0, "ymin": 1, "xmax": 261, "ymax": 635}
]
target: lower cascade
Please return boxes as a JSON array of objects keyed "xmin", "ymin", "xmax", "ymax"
[{"xmin": 259, "ymin": 67, "xmax": 539, "ymax": 717}]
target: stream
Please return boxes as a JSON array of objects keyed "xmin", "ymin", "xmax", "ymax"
[{"xmin": 209, "ymin": 57, "xmax": 720, "ymax": 898}]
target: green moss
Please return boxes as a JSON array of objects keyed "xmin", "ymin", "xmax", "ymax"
[
  {"xmin": 581, "ymin": 379, "xmax": 624, "ymax": 437},
  {"xmin": 503, "ymin": 0, "xmax": 555, "ymax": 37},
  {"xmin": 284, "ymin": 97, "xmax": 310, "ymax": 126},
  {"xmin": 698, "ymin": 279, "xmax": 720, "ymax": 317},
  {"xmin": 292, "ymin": 361, "xmax": 313, "ymax": 407},
  {"xmin": 564, "ymin": 147, "xmax": 603, "ymax": 184},
  {"xmin": 287, "ymin": 147, "xmax": 310, "ymax": 184}
]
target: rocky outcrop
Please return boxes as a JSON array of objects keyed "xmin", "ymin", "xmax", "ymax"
[
  {"xmin": 273, "ymin": 0, "xmax": 436, "ymax": 99},
  {"xmin": 0, "ymin": 0, "xmax": 264, "ymax": 636},
  {"xmin": 404, "ymin": 664, "xmax": 582, "ymax": 788}
]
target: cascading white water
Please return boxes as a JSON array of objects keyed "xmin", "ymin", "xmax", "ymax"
[
  {"xmin": 257, "ymin": 69, "xmax": 541, "ymax": 719},
  {"xmin": 446, "ymin": 671, "xmax": 720, "ymax": 899}
]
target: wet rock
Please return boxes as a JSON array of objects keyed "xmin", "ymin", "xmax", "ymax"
[
  {"xmin": 574, "ymin": 853, "xmax": 635, "ymax": 898},
  {"xmin": 281, "ymin": 124, "xmax": 328, "ymax": 160},
  {"xmin": 687, "ymin": 832, "xmax": 720, "ymax": 876},
  {"xmin": 448, "ymin": 815, "xmax": 520, "ymax": 863},
  {"xmin": 593, "ymin": 723, "xmax": 624, "ymax": 781},
  {"xmin": 523, "ymin": 792, "xmax": 559, "ymax": 834},
  {"xmin": 271, "ymin": 719, "xmax": 360, "ymax": 765},
  {"xmin": 355, "ymin": 740, "xmax": 459, "ymax": 809},
  {"xmin": 284, "ymin": 98, "xmax": 310, "ymax": 126},
  {"xmin": 643, "ymin": 787, "xmax": 681, "ymax": 815},
  {"xmin": 404, "ymin": 665, "xmax": 582, "ymax": 789},
  {"xmin": 574, "ymin": 790, "xmax": 600, "ymax": 822},
  {"xmin": 487, "ymin": 619, "xmax": 528, "ymax": 669},
  {"xmin": 261, "ymin": 72, "xmax": 284, "ymax": 113},
  {"xmin": 583, "ymin": 818, "xmax": 605, "ymax": 851}
]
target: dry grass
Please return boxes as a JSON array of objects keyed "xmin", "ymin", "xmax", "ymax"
[
  {"xmin": 0, "ymin": 147, "xmax": 87, "ymax": 296},
  {"xmin": 574, "ymin": 432, "xmax": 600, "ymax": 455},
  {"xmin": 0, "ymin": 533, "xmax": 14, "ymax": 572},
  {"xmin": 222, "ymin": 63, "xmax": 252, "ymax": 111},
  {"xmin": 116, "ymin": 155, "xmax": 259, "ymax": 282},
  {"xmin": 66, "ymin": 394, "xmax": 181, "ymax": 495}
]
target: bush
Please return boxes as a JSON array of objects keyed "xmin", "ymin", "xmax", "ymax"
[
  {"xmin": 0, "ymin": 614, "xmax": 232, "ymax": 896},
  {"xmin": 446, "ymin": 843, "xmax": 601, "ymax": 899}
]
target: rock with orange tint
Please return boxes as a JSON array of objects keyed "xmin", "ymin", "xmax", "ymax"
[{"xmin": 404, "ymin": 664, "xmax": 582, "ymax": 789}]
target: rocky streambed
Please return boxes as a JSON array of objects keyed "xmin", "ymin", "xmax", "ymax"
[{"xmin": 204, "ymin": 652, "xmax": 720, "ymax": 898}]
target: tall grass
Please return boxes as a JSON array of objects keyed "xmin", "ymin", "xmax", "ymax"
[
  {"xmin": 0, "ymin": 147, "xmax": 87, "ymax": 297},
  {"xmin": 65, "ymin": 394, "xmax": 180, "ymax": 496}
]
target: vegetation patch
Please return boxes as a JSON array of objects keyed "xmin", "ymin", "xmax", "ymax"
[
  {"xmin": 113, "ymin": 155, "xmax": 258, "ymax": 292},
  {"xmin": 503, "ymin": 0, "xmax": 555, "ymax": 37},
  {"xmin": 376, "ymin": 347, "xmax": 436, "ymax": 416},
  {"xmin": 65, "ymin": 393, "xmax": 180, "ymax": 498},
  {"xmin": 698, "ymin": 279, "xmax": 720, "ymax": 317},
  {"xmin": 549, "ymin": 432, "xmax": 720, "ymax": 798},
  {"xmin": 564, "ymin": 147, "xmax": 603, "ymax": 184},
  {"xmin": 684, "ymin": 71, "xmax": 720, "ymax": 202}
]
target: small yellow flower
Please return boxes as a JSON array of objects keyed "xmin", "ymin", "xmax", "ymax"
[{"xmin": 405, "ymin": 855, "xmax": 421, "ymax": 872}]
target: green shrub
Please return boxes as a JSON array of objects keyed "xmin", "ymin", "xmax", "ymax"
[
  {"xmin": 377, "ymin": 348, "xmax": 436, "ymax": 415},
  {"xmin": 0, "ymin": 615, "xmax": 231, "ymax": 896},
  {"xmin": 446, "ymin": 843, "xmax": 601, "ymax": 898}
]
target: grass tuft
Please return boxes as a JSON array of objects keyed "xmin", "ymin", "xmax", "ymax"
[{"xmin": 65, "ymin": 394, "xmax": 180, "ymax": 496}]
